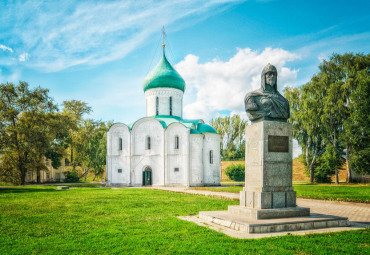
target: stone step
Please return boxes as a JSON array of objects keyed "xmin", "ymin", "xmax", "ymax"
[
  {"xmin": 198, "ymin": 210, "xmax": 349, "ymax": 234},
  {"xmin": 228, "ymin": 205, "xmax": 310, "ymax": 219}
]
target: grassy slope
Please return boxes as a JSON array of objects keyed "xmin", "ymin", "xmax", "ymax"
[
  {"xmin": 192, "ymin": 184, "xmax": 370, "ymax": 203},
  {"xmin": 0, "ymin": 186, "xmax": 369, "ymax": 254},
  {"xmin": 221, "ymin": 159, "xmax": 348, "ymax": 182}
]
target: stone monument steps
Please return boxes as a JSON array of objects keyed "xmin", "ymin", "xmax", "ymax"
[{"xmin": 198, "ymin": 210, "xmax": 349, "ymax": 234}]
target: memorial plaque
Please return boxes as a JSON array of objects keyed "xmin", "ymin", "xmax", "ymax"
[{"xmin": 268, "ymin": 135, "xmax": 289, "ymax": 152}]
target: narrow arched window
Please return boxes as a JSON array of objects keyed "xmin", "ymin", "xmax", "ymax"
[
  {"xmin": 156, "ymin": 97, "xmax": 159, "ymax": 115},
  {"xmin": 146, "ymin": 136, "xmax": 151, "ymax": 150},
  {"xmin": 209, "ymin": 150, "xmax": 213, "ymax": 164},
  {"xmin": 175, "ymin": 135, "xmax": 179, "ymax": 149},
  {"xmin": 119, "ymin": 138, "xmax": 122, "ymax": 151},
  {"xmin": 169, "ymin": 96, "xmax": 172, "ymax": 116}
]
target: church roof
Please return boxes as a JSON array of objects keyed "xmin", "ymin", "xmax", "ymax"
[
  {"xmin": 196, "ymin": 123, "xmax": 218, "ymax": 134},
  {"xmin": 143, "ymin": 52, "xmax": 186, "ymax": 92},
  {"xmin": 153, "ymin": 115, "xmax": 217, "ymax": 134},
  {"xmin": 127, "ymin": 115, "xmax": 217, "ymax": 134}
]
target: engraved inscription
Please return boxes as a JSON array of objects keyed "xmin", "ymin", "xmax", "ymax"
[{"xmin": 268, "ymin": 135, "xmax": 289, "ymax": 153}]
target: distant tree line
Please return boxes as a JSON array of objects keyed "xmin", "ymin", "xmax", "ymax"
[
  {"xmin": 210, "ymin": 115, "xmax": 247, "ymax": 160},
  {"xmin": 0, "ymin": 82, "xmax": 109, "ymax": 185},
  {"xmin": 284, "ymin": 53, "xmax": 369, "ymax": 183}
]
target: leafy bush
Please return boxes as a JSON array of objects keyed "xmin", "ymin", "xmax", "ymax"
[
  {"xmin": 225, "ymin": 164, "xmax": 245, "ymax": 181},
  {"xmin": 64, "ymin": 169, "xmax": 80, "ymax": 183}
]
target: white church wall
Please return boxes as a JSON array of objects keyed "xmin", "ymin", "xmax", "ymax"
[
  {"xmin": 145, "ymin": 88, "xmax": 183, "ymax": 117},
  {"xmin": 131, "ymin": 118, "xmax": 165, "ymax": 186},
  {"xmin": 189, "ymin": 134, "xmax": 204, "ymax": 186},
  {"xmin": 165, "ymin": 123, "xmax": 190, "ymax": 186},
  {"xmin": 110, "ymin": 157, "xmax": 130, "ymax": 185},
  {"xmin": 203, "ymin": 133, "xmax": 221, "ymax": 185},
  {"xmin": 107, "ymin": 123, "xmax": 131, "ymax": 185}
]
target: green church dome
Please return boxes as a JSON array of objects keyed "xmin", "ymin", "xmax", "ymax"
[
  {"xmin": 197, "ymin": 123, "xmax": 218, "ymax": 134},
  {"xmin": 143, "ymin": 52, "xmax": 186, "ymax": 92}
]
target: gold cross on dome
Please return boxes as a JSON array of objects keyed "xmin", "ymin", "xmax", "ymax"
[{"xmin": 162, "ymin": 26, "xmax": 166, "ymax": 48}]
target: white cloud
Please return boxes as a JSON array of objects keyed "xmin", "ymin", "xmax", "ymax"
[
  {"xmin": 176, "ymin": 47, "xmax": 299, "ymax": 120},
  {"xmin": 18, "ymin": 53, "xmax": 30, "ymax": 62},
  {"xmin": 0, "ymin": 0, "xmax": 242, "ymax": 72},
  {"xmin": 0, "ymin": 44, "xmax": 13, "ymax": 53}
]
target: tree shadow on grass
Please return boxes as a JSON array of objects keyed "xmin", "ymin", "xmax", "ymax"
[{"xmin": 0, "ymin": 187, "xmax": 58, "ymax": 194}]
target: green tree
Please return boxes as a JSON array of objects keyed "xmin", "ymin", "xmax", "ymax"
[
  {"xmin": 210, "ymin": 115, "xmax": 247, "ymax": 160},
  {"xmin": 345, "ymin": 67, "xmax": 370, "ymax": 177},
  {"xmin": 62, "ymin": 100, "xmax": 109, "ymax": 181},
  {"xmin": 285, "ymin": 53, "xmax": 369, "ymax": 183},
  {"xmin": 284, "ymin": 79, "xmax": 325, "ymax": 183},
  {"xmin": 62, "ymin": 100, "xmax": 92, "ymax": 168},
  {"xmin": 334, "ymin": 53, "xmax": 370, "ymax": 180},
  {"xmin": 0, "ymin": 82, "xmax": 68, "ymax": 185},
  {"xmin": 75, "ymin": 120, "xmax": 108, "ymax": 181},
  {"xmin": 319, "ymin": 53, "xmax": 369, "ymax": 183},
  {"xmin": 318, "ymin": 58, "xmax": 346, "ymax": 183},
  {"xmin": 27, "ymin": 112, "xmax": 70, "ymax": 183}
]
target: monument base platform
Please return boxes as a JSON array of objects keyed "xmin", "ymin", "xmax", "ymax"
[
  {"xmin": 228, "ymin": 205, "xmax": 310, "ymax": 219},
  {"xmin": 198, "ymin": 210, "xmax": 349, "ymax": 234}
]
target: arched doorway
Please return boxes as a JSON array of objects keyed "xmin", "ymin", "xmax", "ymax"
[{"xmin": 143, "ymin": 167, "xmax": 152, "ymax": 186}]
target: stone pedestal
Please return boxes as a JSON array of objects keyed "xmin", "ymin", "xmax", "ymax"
[
  {"xmin": 238, "ymin": 120, "xmax": 309, "ymax": 218},
  {"xmin": 196, "ymin": 121, "xmax": 349, "ymax": 234}
]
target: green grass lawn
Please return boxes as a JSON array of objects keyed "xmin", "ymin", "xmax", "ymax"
[
  {"xmin": 0, "ymin": 182, "xmax": 104, "ymax": 188},
  {"xmin": 294, "ymin": 184, "xmax": 370, "ymax": 203},
  {"xmin": 220, "ymin": 181, "xmax": 310, "ymax": 185},
  {"xmin": 192, "ymin": 184, "xmax": 370, "ymax": 203},
  {"xmin": 0, "ymin": 186, "xmax": 369, "ymax": 254},
  {"xmin": 48, "ymin": 183, "xmax": 104, "ymax": 188}
]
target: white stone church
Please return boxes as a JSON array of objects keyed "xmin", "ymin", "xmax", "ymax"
[{"xmin": 106, "ymin": 49, "xmax": 221, "ymax": 187}]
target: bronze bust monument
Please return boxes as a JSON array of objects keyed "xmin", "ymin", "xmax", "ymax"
[{"xmin": 244, "ymin": 64, "xmax": 290, "ymax": 122}]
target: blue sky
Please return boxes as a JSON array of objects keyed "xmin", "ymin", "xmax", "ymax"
[{"xmin": 1, "ymin": 0, "xmax": 369, "ymax": 125}]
